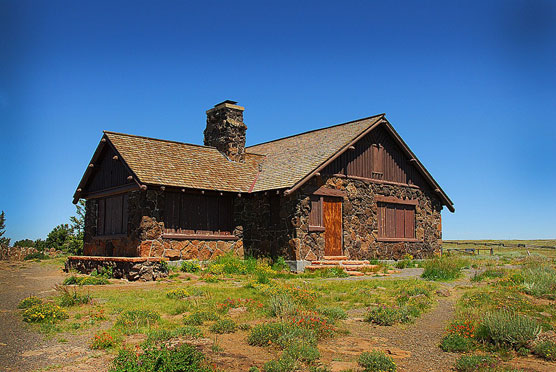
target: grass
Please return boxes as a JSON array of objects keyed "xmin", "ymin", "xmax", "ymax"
[
  {"xmin": 22, "ymin": 247, "xmax": 556, "ymax": 371},
  {"xmin": 421, "ymin": 256, "xmax": 470, "ymax": 281}
]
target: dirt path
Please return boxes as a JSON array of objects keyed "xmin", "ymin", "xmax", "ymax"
[{"xmin": 0, "ymin": 260, "xmax": 111, "ymax": 372}]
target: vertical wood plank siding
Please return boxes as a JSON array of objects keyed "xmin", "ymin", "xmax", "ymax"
[
  {"xmin": 309, "ymin": 196, "xmax": 323, "ymax": 227},
  {"xmin": 323, "ymin": 126, "xmax": 428, "ymax": 189},
  {"xmin": 85, "ymin": 146, "xmax": 133, "ymax": 193},
  {"xmin": 163, "ymin": 192, "xmax": 233, "ymax": 235}
]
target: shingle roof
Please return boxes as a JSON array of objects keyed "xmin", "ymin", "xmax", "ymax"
[
  {"xmin": 104, "ymin": 132, "xmax": 264, "ymax": 193},
  {"xmin": 247, "ymin": 115, "xmax": 383, "ymax": 191}
]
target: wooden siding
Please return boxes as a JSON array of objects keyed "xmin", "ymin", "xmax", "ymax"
[
  {"xmin": 84, "ymin": 145, "xmax": 133, "ymax": 193},
  {"xmin": 377, "ymin": 202, "xmax": 415, "ymax": 240},
  {"xmin": 309, "ymin": 196, "xmax": 323, "ymax": 227},
  {"xmin": 323, "ymin": 126, "xmax": 428, "ymax": 189},
  {"xmin": 163, "ymin": 192, "xmax": 233, "ymax": 235},
  {"xmin": 323, "ymin": 197, "xmax": 342, "ymax": 256}
]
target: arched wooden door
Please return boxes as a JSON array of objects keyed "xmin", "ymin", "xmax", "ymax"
[{"xmin": 323, "ymin": 197, "xmax": 343, "ymax": 256}]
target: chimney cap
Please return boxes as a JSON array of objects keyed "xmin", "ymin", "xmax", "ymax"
[{"xmin": 215, "ymin": 100, "xmax": 238, "ymax": 107}]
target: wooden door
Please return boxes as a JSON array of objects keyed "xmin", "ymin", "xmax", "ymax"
[{"xmin": 323, "ymin": 197, "xmax": 342, "ymax": 256}]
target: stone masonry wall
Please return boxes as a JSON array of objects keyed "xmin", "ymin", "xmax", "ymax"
[
  {"xmin": 83, "ymin": 190, "xmax": 244, "ymax": 260},
  {"xmin": 291, "ymin": 176, "xmax": 443, "ymax": 261},
  {"xmin": 234, "ymin": 193, "xmax": 297, "ymax": 260}
]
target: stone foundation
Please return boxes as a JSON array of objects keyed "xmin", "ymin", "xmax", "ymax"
[{"xmin": 65, "ymin": 256, "xmax": 168, "ymax": 281}]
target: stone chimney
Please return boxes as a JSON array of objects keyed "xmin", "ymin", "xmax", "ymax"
[{"xmin": 204, "ymin": 100, "xmax": 247, "ymax": 162}]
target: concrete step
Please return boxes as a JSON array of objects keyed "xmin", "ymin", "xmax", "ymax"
[
  {"xmin": 341, "ymin": 260, "xmax": 371, "ymax": 265},
  {"xmin": 348, "ymin": 271, "xmax": 365, "ymax": 276},
  {"xmin": 305, "ymin": 265, "xmax": 341, "ymax": 271},
  {"xmin": 311, "ymin": 260, "xmax": 371, "ymax": 266},
  {"xmin": 323, "ymin": 256, "xmax": 348, "ymax": 261},
  {"xmin": 311, "ymin": 260, "xmax": 343, "ymax": 265}
]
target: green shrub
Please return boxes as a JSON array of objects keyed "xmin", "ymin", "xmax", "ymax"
[
  {"xmin": 109, "ymin": 344, "xmax": 212, "ymax": 372},
  {"xmin": 358, "ymin": 350, "xmax": 396, "ymax": 372},
  {"xmin": 57, "ymin": 287, "xmax": 91, "ymax": 307},
  {"xmin": 238, "ymin": 323, "xmax": 251, "ymax": 331},
  {"xmin": 521, "ymin": 266, "xmax": 556, "ymax": 299},
  {"xmin": 533, "ymin": 340, "xmax": 556, "ymax": 361},
  {"xmin": 90, "ymin": 266, "xmax": 114, "ymax": 278},
  {"xmin": 24, "ymin": 252, "xmax": 49, "ymax": 260},
  {"xmin": 316, "ymin": 267, "xmax": 349, "ymax": 278},
  {"xmin": 472, "ymin": 269, "xmax": 505, "ymax": 282},
  {"xmin": 317, "ymin": 306, "xmax": 347, "ymax": 322},
  {"xmin": 166, "ymin": 288, "xmax": 190, "ymax": 299},
  {"xmin": 478, "ymin": 310, "xmax": 541, "ymax": 350},
  {"xmin": 115, "ymin": 309, "xmax": 160, "ymax": 331},
  {"xmin": 180, "ymin": 260, "xmax": 201, "ymax": 273},
  {"xmin": 18, "ymin": 296, "xmax": 43, "ymax": 309},
  {"xmin": 269, "ymin": 293, "xmax": 296, "ymax": 318},
  {"xmin": 272, "ymin": 257, "xmax": 289, "ymax": 272},
  {"xmin": 145, "ymin": 326, "xmax": 202, "ymax": 344},
  {"xmin": 421, "ymin": 257, "xmax": 469, "ymax": 281},
  {"xmin": 63, "ymin": 275, "xmax": 109, "ymax": 286},
  {"xmin": 248, "ymin": 322, "xmax": 287, "ymax": 346},
  {"xmin": 210, "ymin": 319, "xmax": 237, "ymax": 334},
  {"xmin": 454, "ymin": 354, "xmax": 496, "ymax": 372},
  {"xmin": 263, "ymin": 356, "xmax": 296, "ymax": 372},
  {"xmin": 395, "ymin": 259, "xmax": 414, "ymax": 269},
  {"xmin": 284, "ymin": 341, "xmax": 320, "ymax": 364},
  {"xmin": 22, "ymin": 303, "xmax": 69, "ymax": 323},
  {"xmin": 90, "ymin": 331, "xmax": 115, "ymax": 349},
  {"xmin": 440, "ymin": 334, "xmax": 474, "ymax": 352},
  {"xmin": 183, "ymin": 310, "xmax": 219, "ymax": 326},
  {"xmin": 365, "ymin": 305, "xmax": 411, "ymax": 326}
]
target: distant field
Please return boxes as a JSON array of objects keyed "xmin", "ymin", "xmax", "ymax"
[{"xmin": 443, "ymin": 239, "xmax": 556, "ymax": 258}]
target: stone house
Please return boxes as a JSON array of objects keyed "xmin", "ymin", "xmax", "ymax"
[{"xmin": 74, "ymin": 100, "xmax": 454, "ymax": 269}]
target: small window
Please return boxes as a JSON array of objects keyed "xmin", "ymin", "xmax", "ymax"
[
  {"xmin": 308, "ymin": 196, "xmax": 324, "ymax": 231},
  {"xmin": 269, "ymin": 194, "xmax": 280, "ymax": 227},
  {"xmin": 96, "ymin": 193, "xmax": 128, "ymax": 236},
  {"xmin": 377, "ymin": 202, "xmax": 415, "ymax": 240}
]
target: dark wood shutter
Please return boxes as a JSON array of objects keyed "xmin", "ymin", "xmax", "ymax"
[
  {"xmin": 372, "ymin": 144, "xmax": 384, "ymax": 179},
  {"xmin": 122, "ymin": 194, "xmax": 129, "ymax": 234},
  {"xmin": 206, "ymin": 195, "xmax": 219, "ymax": 234},
  {"xmin": 218, "ymin": 196, "xmax": 232, "ymax": 234},
  {"xmin": 378, "ymin": 202, "xmax": 415, "ymax": 239},
  {"xmin": 309, "ymin": 196, "xmax": 323, "ymax": 227}
]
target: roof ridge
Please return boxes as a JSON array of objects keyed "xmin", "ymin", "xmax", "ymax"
[
  {"xmin": 246, "ymin": 114, "xmax": 384, "ymax": 149},
  {"xmin": 103, "ymin": 131, "xmax": 217, "ymax": 151}
]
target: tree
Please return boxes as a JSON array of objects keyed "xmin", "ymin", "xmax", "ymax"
[
  {"xmin": 0, "ymin": 211, "xmax": 10, "ymax": 246},
  {"xmin": 13, "ymin": 239, "xmax": 35, "ymax": 247},
  {"xmin": 69, "ymin": 200, "xmax": 85, "ymax": 237}
]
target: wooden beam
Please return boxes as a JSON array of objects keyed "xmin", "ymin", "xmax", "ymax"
[
  {"xmin": 112, "ymin": 155, "xmax": 119, "ymax": 160},
  {"xmin": 375, "ymin": 195, "xmax": 418, "ymax": 206},
  {"xmin": 140, "ymin": 185, "xmax": 147, "ymax": 191},
  {"xmin": 348, "ymin": 145, "xmax": 355, "ymax": 150},
  {"xmin": 88, "ymin": 163, "xmax": 94, "ymax": 168},
  {"xmin": 81, "ymin": 183, "xmax": 140, "ymax": 200},
  {"xmin": 160, "ymin": 186, "xmax": 166, "ymax": 191},
  {"xmin": 312, "ymin": 187, "xmax": 346, "ymax": 198}
]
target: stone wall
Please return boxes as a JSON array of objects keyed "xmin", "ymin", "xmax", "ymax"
[
  {"xmin": 204, "ymin": 102, "xmax": 247, "ymax": 162},
  {"xmin": 65, "ymin": 256, "xmax": 168, "ymax": 281},
  {"xmin": 291, "ymin": 176, "xmax": 443, "ymax": 260},
  {"xmin": 83, "ymin": 190, "xmax": 244, "ymax": 260},
  {"xmin": 234, "ymin": 193, "xmax": 297, "ymax": 260}
]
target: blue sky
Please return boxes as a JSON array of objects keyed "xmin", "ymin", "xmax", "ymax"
[{"xmin": 1, "ymin": 0, "xmax": 555, "ymax": 242}]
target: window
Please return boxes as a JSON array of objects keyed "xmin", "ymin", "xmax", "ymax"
[
  {"xmin": 96, "ymin": 194, "xmax": 128, "ymax": 236},
  {"xmin": 377, "ymin": 202, "xmax": 415, "ymax": 240},
  {"xmin": 308, "ymin": 196, "xmax": 324, "ymax": 231},
  {"xmin": 162, "ymin": 192, "xmax": 233, "ymax": 237}
]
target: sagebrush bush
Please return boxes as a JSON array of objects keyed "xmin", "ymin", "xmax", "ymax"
[
  {"xmin": 248, "ymin": 322, "xmax": 317, "ymax": 349},
  {"xmin": 283, "ymin": 340, "xmax": 320, "ymax": 364},
  {"xmin": 358, "ymin": 350, "xmax": 396, "ymax": 372},
  {"xmin": 365, "ymin": 305, "xmax": 411, "ymax": 326},
  {"xmin": 145, "ymin": 326, "xmax": 202, "ymax": 344},
  {"xmin": 454, "ymin": 354, "xmax": 496, "ymax": 372},
  {"xmin": 22, "ymin": 303, "xmax": 69, "ymax": 323},
  {"xmin": 57, "ymin": 286, "xmax": 91, "ymax": 307},
  {"xmin": 115, "ymin": 309, "xmax": 160, "ymax": 331},
  {"xmin": 109, "ymin": 344, "xmax": 213, "ymax": 372},
  {"xmin": 533, "ymin": 340, "xmax": 556, "ymax": 361},
  {"xmin": 317, "ymin": 306, "xmax": 347, "ymax": 322},
  {"xmin": 440, "ymin": 334, "xmax": 474, "ymax": 352},
  {"xmin": 210, "ymin": 319, "xmax": 237, "ymax": 334},
  {"xmin": 421, "ymin": 257, "xmax": 469, "ymax": 281},
  {"xmin": 18, "ymin": 296, "xmax": 43, "ymax": 309},
  {"xmin": 471, "ymin": 269, "xmax": 505, "ymax": 282},
  {"xmin": 478, "ymin": 310, "xmax": 541, "ymax": 350},
  {"xmin": 183, "ymin": 310, "xmax": 219, "ymax": 326},
  {"xmin": 269, "ymin": 293, "xmax": 297, "ymax": 318},
  {"xmin": 521, "ymin": 265, "xmax": 556, "ymax": 299}
]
